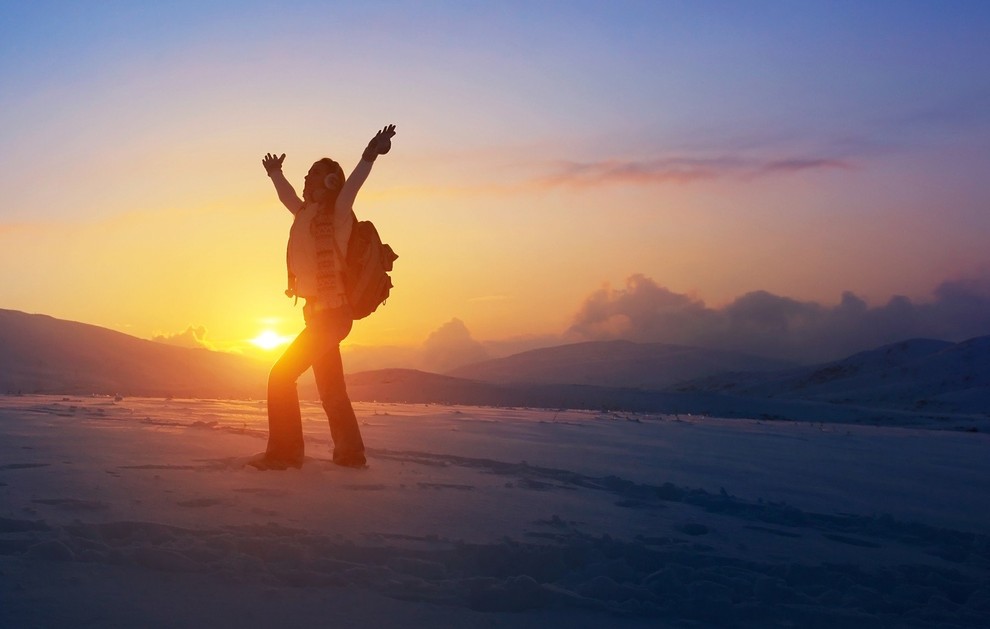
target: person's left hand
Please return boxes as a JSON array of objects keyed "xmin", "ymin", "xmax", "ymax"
[{"xmin": 364, "ymin": 124, "xmax": 396, "ymax": 161}]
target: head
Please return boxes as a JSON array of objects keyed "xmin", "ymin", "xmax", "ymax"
[{"xmin": 303, "ymin": 158, "xmax": 345, "ymax": 206}]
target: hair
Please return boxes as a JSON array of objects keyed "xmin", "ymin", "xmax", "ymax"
[{"xmin": 302, "ymin": 158, "xmax": 346, "ymax": 206}]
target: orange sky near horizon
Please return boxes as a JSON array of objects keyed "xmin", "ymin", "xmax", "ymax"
[
  {"xmin": 2, "ymin": 3, "xmax": 990, "ymax": 361},
  {"xmin": 2, "ymin": 153, "xmax": 983, "ymax": 360}
]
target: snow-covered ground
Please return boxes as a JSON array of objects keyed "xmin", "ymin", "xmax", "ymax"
[{"xmin": 2, "ymin": 395, "xmax": 988, "ymax": 627}]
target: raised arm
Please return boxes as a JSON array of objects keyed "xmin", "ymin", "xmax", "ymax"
[
  {"xmin": 334, "ymin": 125, "xmax": 396, "ymax": 214},
  {"xmin": 262, "ymin": 152, "xmax": 303, "ymax": 214}
]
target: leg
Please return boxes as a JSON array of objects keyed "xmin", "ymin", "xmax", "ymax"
[
  {"xmin": 260, "ymin": 327, "xmax": 317, "ymax": 468},
  {"xmin": 310, "ymin": 312, "xmax": 365, "ymax": 466}
]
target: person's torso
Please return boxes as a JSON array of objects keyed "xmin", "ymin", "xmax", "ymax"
[{"xmin": 287, "ymin": 203, "xmax": 352, "ymax": 302}]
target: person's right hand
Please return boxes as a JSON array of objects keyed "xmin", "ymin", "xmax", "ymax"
[{"xmin": 263, "ymin": 152, "xmax": 285, "ymax": 174}]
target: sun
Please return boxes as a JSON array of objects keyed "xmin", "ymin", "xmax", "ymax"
[{"xmin": 249, "ymin": 329, "xmax": 293, "ymax": 351}]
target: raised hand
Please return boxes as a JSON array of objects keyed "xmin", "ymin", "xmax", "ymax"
[
  {"xmin": 362, "ymin": 124, "xmax": 397, "ymax": 162},
  {"xmin": 262, "ymin": 152, "xmax": 286, "ymax": 174}
]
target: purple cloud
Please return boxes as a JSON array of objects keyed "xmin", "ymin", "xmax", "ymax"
[
  {"xmin": 568, "ymin": 274, "xmax": 990, "ymax": 363},
  {"xmin": 534, "ymin": 154, "xmax": 851, "ymax": 189}
]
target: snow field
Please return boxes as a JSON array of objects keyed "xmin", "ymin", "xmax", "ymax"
[{"xmin": 1, "ymin": 395, "xmax": 988, "ymax": 627}]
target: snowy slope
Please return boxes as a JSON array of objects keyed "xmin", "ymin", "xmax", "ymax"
[
  {"xmin": 342, "ymin": 369, "xmax": 990, "ymax": 430},
  {"xmin": 1, "ymin": 395, "xmax": 988, "ymax": 627},
  {"xmin": 677, "ymin": 337, "xmax": 990, "ymax": 415},
  {"xmin": 345, "ymin": 368, "xmax": 720, "ymax": 412}
]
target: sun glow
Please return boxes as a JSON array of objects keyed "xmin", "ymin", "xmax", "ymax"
[{"xmin": 249, "ymin": 329, "xmax": 293, "ymax": 351}]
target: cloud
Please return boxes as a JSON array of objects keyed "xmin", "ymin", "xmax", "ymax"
[
  {"xmin": 568, "ymin": 275, "xmax": 715, "ymax": 342},
  {"xmin": 533, "ymin": 158, "xmax": 726, "ymax": 188},
  {"xmin": 152, "ymin": 326, "xmax": 214, "ymax": 351},
  {"xmin": 419, "ymin": 318, "xmax": 491, "ymax": 373},
  {"xmin": 373, "ymin": 150, "xmax": 854, "ymax": 201},
  {"xmin": 757, "ymin": 158, "xmax": 851, "ymax": 175},
  {"xmin": 533, "ymin": 155, "xmax": 851, "ymax": 189},
  {"xmin": 567, "ymin": 274, "xmax": 990, "ymax": 363}
]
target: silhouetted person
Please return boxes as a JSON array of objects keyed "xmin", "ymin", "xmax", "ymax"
[{"xmin": 249, "ymin": 124, "xmax": 396, "ymax": 470}]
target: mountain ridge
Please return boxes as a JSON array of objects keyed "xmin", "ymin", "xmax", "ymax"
[
  {"xmin": 0, "ymin": 308, "xmax": 267, "ymax": 398},
  {"xmin": 447, "ymin": 339, "xmax": 793, "ymax": 390},
  {"xmin": 2, "ymin": 309, "xmax": 987, "ymax": 428}
]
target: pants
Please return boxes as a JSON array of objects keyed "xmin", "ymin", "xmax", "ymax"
[{"xmin": 265, "ymin": 304, "xmax": 365, "ymax": 466}]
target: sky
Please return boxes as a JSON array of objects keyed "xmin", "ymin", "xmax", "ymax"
[{"xmin": 2, "ymin": 1, "xmax": 990, "ymax": 365}]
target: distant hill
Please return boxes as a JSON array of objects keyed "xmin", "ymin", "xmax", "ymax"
[
  {"xmin": 345, "ymin": 369, "xmax": 502, "ymax": 405},
  {"xmin": 0, "ymin": 309, "xmax": 267, "ymax": 398},
  {"xmin": 676, "ymin": 337, "xmax": 990, "ymax": 415},
  {"xmin": 447, "ymin": 340, "xmax": 792, "ymax": 389}
]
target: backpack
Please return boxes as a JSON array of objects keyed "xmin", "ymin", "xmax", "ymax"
[{"xmin": 333, "ymin": 213, "xmax": 398, "ymax": 319}]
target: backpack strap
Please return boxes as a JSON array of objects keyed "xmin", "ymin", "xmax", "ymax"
[
  {"xmin": 329, "ymin": 210, "xmax": 359, "ymax": 284},
  {"xmin": 330, "ymin": 223, "xmax": 349, "ymax": 305},
  {"xmin": 285, "ymin": 244, "xmax": 298, "ymax": 305}
]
